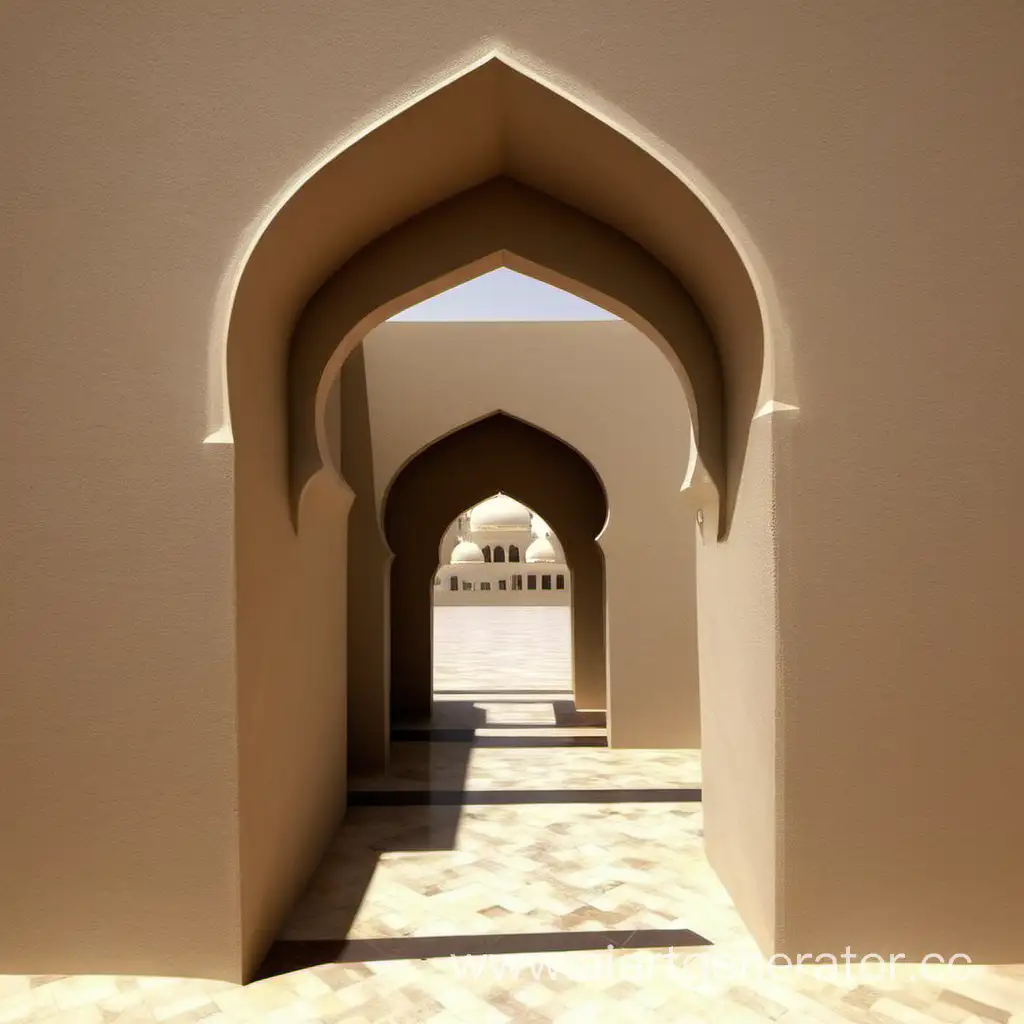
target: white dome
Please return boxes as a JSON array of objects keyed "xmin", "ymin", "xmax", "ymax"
[
  {"xmin": 469, "ymin": 494, "xmax": 532, "ymax": 532},
  {"xmin": 525, "ymin": 537, "xmax": 557, "ymax": 563},
  {"xmin": 450, "ymin": 540, "xmax": 485, "ymax": 564},
  {"xmin": 531, "ymin": 514, "xmax": 552, "ymax": 539}
]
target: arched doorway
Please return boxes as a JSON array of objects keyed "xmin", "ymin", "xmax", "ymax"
[
  {"xmin": 223, "ymin": 56, "xmax": 772, "ymax": 975},
  {"xmin": 431, "ymin": 494, "xmax": 574, "ymax": 704},
  {"xmin": 383, "ymin": 412, "xmax": 607, "ymax": 727}
]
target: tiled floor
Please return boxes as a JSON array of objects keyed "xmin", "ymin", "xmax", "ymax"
[
  {"xmin": 278, "ymin": 789, "xmax": 722, "ymax": 946},
  {"xmin": 4, "ymin": 607, "xmax": 1024, "ymax": 1021},
  {"xmin": 345, "ymin": 741, "xmax": 702, "ymax": 793},
  {"xmin": 432, "ymin": 606, "xmax": 574, "ymax": 694}
]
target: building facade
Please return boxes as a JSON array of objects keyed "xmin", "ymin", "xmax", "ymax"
[{"xmin": 433, "ymin": 494, "xmax": 571, "ymax": 605}]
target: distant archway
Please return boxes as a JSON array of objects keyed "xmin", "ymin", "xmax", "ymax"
[{"xmin": 383, "ymin": 413, "xmax": 608, "ymax": 723}]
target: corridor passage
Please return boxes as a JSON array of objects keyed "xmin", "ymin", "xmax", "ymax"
[
  {"xmin": 5, "ymin": 611, "xmax": 1024, "ymax": 1020},
  {"xmin": 265, "ymin": 604, "xmax": 721, "ymax": 971}
]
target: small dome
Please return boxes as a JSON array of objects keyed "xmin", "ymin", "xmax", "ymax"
[
  {"xmin": 525, "ymin": 537, "xmax": 557, "ymax": 563},
  {"xmin": 469, "ymin": 493, "xmax": 532, "ymax": 532},
  {"xmin": 531, "ymin": 514, "xmax": 552, "ymax": 539},
  {"xmin": 450, "ymin": 540, "xmax": 485, "ymax": 564}
]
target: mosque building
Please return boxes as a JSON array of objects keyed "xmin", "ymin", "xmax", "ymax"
[{"xmin": 433, "ymin": 493, "xmax": 570, "ymax": 605}]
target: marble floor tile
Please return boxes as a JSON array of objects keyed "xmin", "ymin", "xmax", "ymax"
[{"xmin": 5, "ymin": 612, "xmax": 1024, "ymax": 1021}]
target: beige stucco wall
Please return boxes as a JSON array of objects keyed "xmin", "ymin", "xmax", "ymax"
[
  {"xmin": 2, "ymin": 0, "xmax": 1023, "ymax": 980},
  {"xmin": 698, "ymin": 415, "xmax": 779, "ymax": 952},
  {"xmin": 358, "ymin": 320, "xmax": 698, "ymax": 751}
]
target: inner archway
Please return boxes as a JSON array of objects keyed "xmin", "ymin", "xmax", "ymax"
[{"xmin": 383, "ymin": 413, "xmax": 608, "ymax": 727}]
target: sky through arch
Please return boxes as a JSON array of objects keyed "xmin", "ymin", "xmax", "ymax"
[{"xmin": 388, "ymin": 268, "xmax": 620, "ymax": 322}]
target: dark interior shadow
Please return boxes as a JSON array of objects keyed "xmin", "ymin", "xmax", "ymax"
[
  {"xmin": 350, "ymin": 788, "xmax": 702, "ymax": 806},
  {"xmin": 254, "ymin": 926, "xmax": 712, "ymax": 979},
  {"xmin": 391, "ymin": 698, "xmax": 489, "ymax": 730},
  {"xmin": 340, "ymin": 345, "xmax": 392, "ymax": 775},
  {"xmin": 395, "ymin": 698, "xmax": 605, "ymax": 731},
  {"xmin": 552, "ymin": 701, "xmax": 606, "ymax": 729}
]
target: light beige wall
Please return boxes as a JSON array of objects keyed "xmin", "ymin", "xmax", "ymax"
[
  {"xmin": 773, "ymin": 264, "xmax": 1023, "ymax": 957},
  {"xmin": 236, "ymin": 470, "xmax": 351, "ymax": 979},
  {"xmin": 231, "ymin": 297, "xmax": 353, "ymax": 978},
  {"xmin": 3, "ymin": 0, "xmax": 1024, "ymax": 980},
  {"xmin": 697, "ymin": 416, "xmax": 779, "ymax": 951},
  {"xmin": 361, "ymin": 320, "xmax": 698, "ymax": 748},
  {"xmin": 0, "ymin": 445, "xmax": 241, "ymax": 979}
]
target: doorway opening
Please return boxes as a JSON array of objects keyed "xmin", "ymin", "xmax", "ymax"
[
  {"xmin": 229, "ymin": 56, "xmax": 771, "ymax": 979},
  {"xmin": 381, "ymin": 410, "xmax": 609, "ymax": 738},
  {"xmin": 430, "ymin": 494, "xmax": 594, "ymax": 740}
]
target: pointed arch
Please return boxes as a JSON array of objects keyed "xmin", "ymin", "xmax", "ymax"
[
  {"xmin": 290, "ymin": 177, "xmax": 724, "ymax": 521},
  {"xmin": 383, "ymin": 412, "xmax": 608, "ymax": 720},
  {"xmin": 225, "ymin": 55, "xmax": 767, "ymax": 540}
]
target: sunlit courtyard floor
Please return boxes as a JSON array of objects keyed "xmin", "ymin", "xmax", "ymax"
[{"xmin": 4, "ymin": 607, "xmax": 1024, "ymax": 1021}]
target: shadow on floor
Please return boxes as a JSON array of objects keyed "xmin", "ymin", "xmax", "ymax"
[
  {"xmin": 254, "ymin": 928, "xmax": 711, "ymax": 980},
  {"xmin": 255, "ymin": 688, "xmax": 705, "ymax": 981}
]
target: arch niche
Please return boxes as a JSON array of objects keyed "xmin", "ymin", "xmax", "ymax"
[
  {"xmin": 224, "ymin": 56, "xmax": 771, "ymax": 977},
  {"xmin": 383, "ymin": 412, "xmax": 608, "ymax": 727}
]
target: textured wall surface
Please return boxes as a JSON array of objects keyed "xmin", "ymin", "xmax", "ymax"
[{"xmin": 2, "ymin": 0, "xmax": 1023, "ymax": 979}]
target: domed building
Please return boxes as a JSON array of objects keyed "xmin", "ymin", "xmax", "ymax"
[{"xmin": 434, "ymin": 493, "xmax": 570, "ymax": 605}]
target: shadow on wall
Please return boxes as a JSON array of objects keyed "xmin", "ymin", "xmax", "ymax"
[{"xmin": 339, "ymin": 346, "xmax": 389, "ymax": 774}]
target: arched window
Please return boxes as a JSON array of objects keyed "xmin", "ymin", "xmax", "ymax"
[
  {"xmin": 482, "ymin": 545, "xmax": 492, "ymax": 562},
  {"xmin": 494, "ymin": 546, "xmax": 506, "ymax": 563},
  {"xmin": 508, "ymin": 545, "xmax": 520, "ymax": 562}
]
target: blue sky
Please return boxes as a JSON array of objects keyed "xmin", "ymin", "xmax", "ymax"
[{"xmin": 389, "ymin": 268, "xmax": 619, "ymax": 321}]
